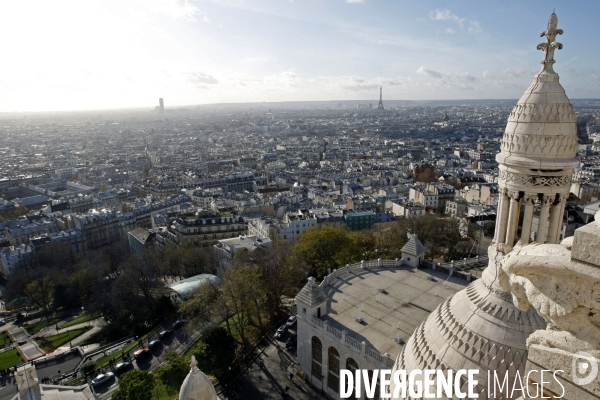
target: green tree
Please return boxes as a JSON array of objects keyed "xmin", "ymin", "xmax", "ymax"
[
  {"xmin": 220, "ymin": 264, "xmax": 267, "ymax": 345},
  {"xmin": 112, "ymin": 370, "xmax": 154, "ymax": 400},
  {"xmin": 150, "ymin": 379, "xmax": 175, "ymax": 400},
  {"xmin": 294, "ymin": 225, "xmax": 366, "ymax": 277},
  {"xmin": 233, "ymin": 240, "xmax": 309, "ymax": 319},
  {"xmin": 191, "ymin": 326, "xmax": 236, "ymax": 378},
  {"xmin": 397, "ymin": 214, "xmax": 462, "ymax": 261},
  {"xmin": 179, "ymin": 281, "xmax": 221, "ymax": 329},
  {"xmin": 24, "ymin": 275, "xmax": 55, "ymax": 313},
  {"xmin": 153, "ymin": 352, "xmax": 189, "ymax": 393}
]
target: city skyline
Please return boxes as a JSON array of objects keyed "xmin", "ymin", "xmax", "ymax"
[{"xmin": 1, "ymin": 0, "xmax": 599, "ymax": 112}]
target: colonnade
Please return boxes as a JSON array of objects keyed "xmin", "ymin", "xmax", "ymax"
[{"xmin": 495, "ymin": 188, "xmax": 568, "ymax": 249}]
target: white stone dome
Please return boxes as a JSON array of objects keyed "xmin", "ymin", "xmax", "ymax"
[
  {"xmin": 179, "ymin": 356, "xmax": 218, "ymax": 400},
  {"xmin": 389, "ymin": 13, "xmax": 580, "ymax": 399},
  {"xmin": 391, "ymin": 248, "xmax": 546, "ymax": 399},
  {"xmin": 496, "ymin": 12, "xmax": 579, "ymax": 196}
]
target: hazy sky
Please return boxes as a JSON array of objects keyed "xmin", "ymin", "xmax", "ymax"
[{"xmin": 1, "ymin": 0, "xmax": 598, "ymax": 112}]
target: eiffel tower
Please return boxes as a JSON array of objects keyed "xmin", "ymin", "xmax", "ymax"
[{"xmin": 377, "ymin": 86, "xmax": 384, "ymax": 110}]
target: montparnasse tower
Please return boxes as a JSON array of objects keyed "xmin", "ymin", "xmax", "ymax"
[{"xmin": 390, "ymin": 12, "xmax": 578, "ymax": 399}]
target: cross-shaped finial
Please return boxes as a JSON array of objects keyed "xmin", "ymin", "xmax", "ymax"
[
  {"xmin": 190, "ymin": 355, "xmax": 198, "ymax": 370},
  {"xmin": 537, "ymin": 12, "xmax": 563, "ymax": 73}
]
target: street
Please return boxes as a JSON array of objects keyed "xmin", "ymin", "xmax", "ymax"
[{"xmin": 220, "ymin": 323, "xmax": 322, "ymax": 400}]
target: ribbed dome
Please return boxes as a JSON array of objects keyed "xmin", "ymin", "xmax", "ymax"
[
  {"xmin": 389, "ymin": 13, "xmax": 580, "ymax": 399},
  {"xmin": 391, "ymin": 248, "xmax": 546, "ymax": 399},
  {"xmin": 179, "ymin": 356, "xmax": 218, "ymax": 400},
  {"xmin": 496, "ymin": 12, "xmax": 579, "ymax": 187}
]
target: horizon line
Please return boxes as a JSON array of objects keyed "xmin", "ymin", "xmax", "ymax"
[{"xmin": 2, "ymin": 98, "xmax": 600, "ymax": 115}]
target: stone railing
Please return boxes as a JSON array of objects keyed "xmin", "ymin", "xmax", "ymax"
[
  {"xmin": 420, "ymin": 255, "xmax": 488, "ymax": 282},
  {"xmin": 310, "ymin": 316, "xmax": 394, "ymax": 368},
  {"xmin": 308, "ymin": 258, "xmax": 414, "ymax": 368},
  {"xmin": 438, "ymin": 255, "xmax": 489, "ymax": 270},
  {"xmin": 318, "ymin": 258, "xmax": 404, "ymax": 289},
  {"xmin": 345, "ymin": 335, "xmax": 362, "ymax": 351},
  {"xmin": 326, "ymin": 324, "xmax": 342, "ymax": 340}
]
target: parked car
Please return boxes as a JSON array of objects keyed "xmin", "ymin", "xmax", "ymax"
[
  {"xmin": 92, "ymin": 372, "xmax": 114, "ymax": 387},
  {"xmin": 114, "ymin": 361, "xmax": 132, "ymax": 373},
  {"xmin": 285, "ymin": 316, "xmax": 297, "ymax": 327},
  {"xmin": 148, "ymin": 339, "xmax": 161, "ymax": 349},
  {"xmin": 285, "ymin": 334, "xmax": 297, "ymax": 350},
  {"xmin": 133, "ymin": 348, "xmax": 150, "ymax": 359},
  {"xmin": 158, "ymin": 328, "xmax": 172, "ymax": 339},
  {"xmin": 172, "ymin": 320, "xmax": 183, "ymax": 329},
  {"xmin": 274, "ymin": 325, "xmax": 287, "ymax": 340}
]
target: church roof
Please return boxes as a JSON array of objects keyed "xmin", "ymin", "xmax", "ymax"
[
  {"xmin": 401, "ymin": 234, "xmax": 425, "ymax": 256},
  {"xmin": 496, "ymin": 12, "xmax": 578, "ymax": 172},
  {"xmin": 179, "ymin": 356, "xmax": 218, "ymax": 400}
]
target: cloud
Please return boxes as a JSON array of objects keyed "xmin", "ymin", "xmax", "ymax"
[
  {"xmin": 344, "ymin": 83, "xmax": 379, "ymax": 92},
  {"xmin": 429, "ymin": 9, "xmax": 482, "ymax": 33},
  {"xmin": 345, "ymin": 0, "xmax": 364, "ymax": 3},
  {"xmin": 416, "ymin": 66, "xmax": 443, "ymax": 79},
  {"xmin": 188, "ymin": 71, "xmax": 219, "ymax": 86},
  {"xmin": 382, "ymin": 79, "xmax": 403, "ymax": 86},
  {"xmin": 588, "ymin": 70, "xmax": 600, "ymax": 80},
  {"xmin": 416, "ymin": 66, "xmax": 478, "ymax": 90},
  {"xmin": 341, "ymin": 76, "xmax": 407, "ymax": 92},
  {"xmin": 468, "ymin": 20, "xmax": 481, "ymax": 33},
  {"xmin": 482, "ymin": 70, "xmax": 492, "ymax": 78},
  {"xmin": 502, "ymin": 68, "xmax": 537, "ymax": 78},
  {"xmin": 446, "ymin": 28, "xmax": 455, "ymax": 34}
]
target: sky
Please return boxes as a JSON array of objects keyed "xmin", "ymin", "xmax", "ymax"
[{"xmin": 0, "ymin": 0, "xmax": 599, "ymax": 112}]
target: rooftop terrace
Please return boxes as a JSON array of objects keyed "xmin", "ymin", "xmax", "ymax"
[{"xmin": 317, "ymin": 263, "xmax": 468, "ymax": 361}]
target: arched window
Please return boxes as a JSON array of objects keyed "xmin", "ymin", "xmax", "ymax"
[
  {"xmin": 311, "ymin": 337, "xmax": 322, "ymax": 379},
  {"xmin": 345, "ymin": 358, "xmax": 360, "ymax": 399},
  {"xmin": 327, "ymin": 347, "xmax": 340, "ymax": 392},
  {"xmin": 367, "ymin": 370, "xmax": 381, "ymax": 400},
  {"xmin": 346, "ymin": 358, "xmax": 358, "ymax": 373}
]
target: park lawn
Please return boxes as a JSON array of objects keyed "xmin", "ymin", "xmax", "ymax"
[
  {"xmin": 0, "ymin": 349, "xmax": 24, "ymax": 370},
  {"xmin": 24, "ymin": 317, "xmax": 63, "ymax": 335},
  {"xmin": 59, "ymin": 313, "xmax": 99, "ymax": 329},
  {"xmin": 0, "ymin": 332, "xmax": 12, "ymax": 346},
  {"xmin": 36, "ymin": 327, "xmax": 92, "ymax": 353}
]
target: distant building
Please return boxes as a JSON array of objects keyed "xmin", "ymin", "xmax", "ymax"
[
  {"xmin": 213, "ymin": 235, "xmax": 272, "ymax": 279},
  {"xmin": 445, "ymin": 198, "xmax": 468, "ymax": 218},
  {"xmin": 54, "ymin": 167, "xmax": 78, "ymax": 180},
  {"xmin": 390, "ymin": 201, "xmax": 426, "ymax": 218},
  {"xmin": 343, "ymin": 210, "xmax": 375, "ymax": 230},
  {"xmin": 71, "ymin": 209, "xmax": 121, "ymax": 249},
  {"xmin": 0, "ymin": 244, "xmax": 36, "ymax": 278},
  {"xmin": 169, "ymin": 212, "xmax": 246, "ymax": 247},
  {"xmin": 30, "ymin": 229, "xmax": 87, "ymax": 255},
  {"xmin": 128, "ymin": 227, "xmax": 155, "ymax": 254}
]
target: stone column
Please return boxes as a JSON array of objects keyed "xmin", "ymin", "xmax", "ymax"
[
  {"xmin": 520, "ymin": 194, "xmax": 537, "ymax": 244},
  {"xmin": 547, "ymin": 195, "xmax": 566, "ymax": 244},
  {"xmin": 496, "ymin": 188, "xmax": 510, "ymax": 244},
  {"xmin": 505, "ymin": 191, "xmax": 521, "ymax": 248},
  {"xmin": 536, "ymin": 195, "xmax": 552, "ymax": 244}
]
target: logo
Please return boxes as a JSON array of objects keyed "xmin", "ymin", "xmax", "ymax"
[{"xmin": 572, "ymin": 351, "xmax": 598, "ymax": 386}]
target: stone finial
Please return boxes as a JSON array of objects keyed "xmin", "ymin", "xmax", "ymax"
[
  {"xmin": 537, "ymin": 12, "xmax": 563, "ymax": 73},
  {"xmin": 190, "ymin": 355, "xmax": 198, "ymax": 370}
]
